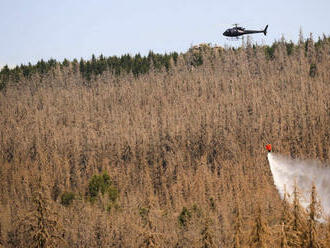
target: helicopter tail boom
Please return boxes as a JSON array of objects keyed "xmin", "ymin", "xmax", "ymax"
[{"xmin": 263, "ymin": 25, "xmax": 268, "ymax": 36}]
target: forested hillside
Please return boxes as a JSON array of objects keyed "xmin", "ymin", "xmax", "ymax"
[{"xmin": 0, "ymin": 36, "xmax": 330, "ymax": 247}]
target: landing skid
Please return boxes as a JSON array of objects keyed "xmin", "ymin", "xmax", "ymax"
[{"xmin": 226, "ymin": 37, "xmax": 242, "ymax": 41}]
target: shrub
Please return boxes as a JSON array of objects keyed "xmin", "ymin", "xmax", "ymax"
[
  {"xmin": 100, "ymin": 173, "xmax": 111, "ymax": 194},
  {"xmin": 106, "ymin": 202, "xmax": 120, "ymax": 212},
  {"xmin": 88, "ymin": 175, "xmax": 102, "ymax": 199},
  {"xmin": 108, "ymin": 186, "xmax": 119, "ymax": 202},
  {"xmin": 139, "ymin": 207, "xmax": 150, "ymax": 225},
  {"xmin": 178, "ymin": 207, "xmax": 192, "ymax": 227},
  {"xmin": 60, "ymin": 192, "xmax": 75, "ymax": 206},
  {"xmin": 139, "ymin": 207, "xmax": 149, "ymax": 219},
  {"xmin": 88, "ymin": 172, "xmax": 118, "ymax": 203}
]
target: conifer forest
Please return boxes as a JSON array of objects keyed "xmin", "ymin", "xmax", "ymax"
[{"xmin": 0, "ymin": 36, "xmax": 330, "ymax": 247}]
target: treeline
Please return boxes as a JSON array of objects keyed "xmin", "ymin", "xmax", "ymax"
[
  {"xmin": 1, "ymin": 35, "xmax": 329, "ymax": 90},
  {"xmin": 263, "ymin": 34, "xmax": 328, "ymax": 60},
  {"xmin": 0, "ymin": 51, "xmax": 179, "ymax": 89}
]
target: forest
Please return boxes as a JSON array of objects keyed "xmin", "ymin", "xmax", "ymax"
[{"xmin": 0, "ymin": 35, "xmax": 330, "ymax": 247}]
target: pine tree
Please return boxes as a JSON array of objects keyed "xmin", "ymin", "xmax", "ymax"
[
  {"xmin": 0, "ymin": 222, "xmax": 5, "ymax": 248},
  {"xmin": 288, "ymin": 184, "xmax": 307, "ymax": 247},
  {"xmin": 299, "ymin": 27, "xmax": 304, "ymax": 46},
  {"xmin": 281, "ymin": 189, "xmax": 291, "ymax": 225},
  {"xmin": 325, "ymin": 218, "xmax": 330, "ymax": 248},
  {"xmin": 0, "ymin": 65, "xmax": 10, "ymax": 90},
  {"xmin": 91, "ymin": 54, "xmax": 97, "ymax": 75},
  {"xmin": 17, "ymin": 177, "xmax": 64, "ymax": 248},
  {"xmin": 306, "ymin": 33, "xmax": 316, "ymax": 64},
  {"xmin": 200, "ymin": 219, "xmax": 215, "ymax": 248},
  {"xmin": 279, "ymin": 188, "xmax": 294, "ymax": 247},
  {"xmin": 79, "ymin": 58, "xmax": 85, "ymax": 75},
  {"xmin": 280, "ymin": 222, "xmax": 289, "ymax": 248},
  {"xmin": 248, "ymin": 206, "xmax": 270, "ymax": 248},
  {"xmin": 139, "ymin": 232, "xmax": 157, "ymax": 248},
  {"xmin": 305, "ymin": 184, "xmax": 321, "ymax": 248},
  {"xmin": 231, "ymin": 200, "xmax": 243, "ymax": 248}
]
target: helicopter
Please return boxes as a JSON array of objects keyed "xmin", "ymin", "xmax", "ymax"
[{"xmin": 223, "ymin": 24, "xmax": 268, "ymax": 37}]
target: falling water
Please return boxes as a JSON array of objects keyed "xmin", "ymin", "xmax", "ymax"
[{"xmin": 268, "ymin": 153, "xmax": 330, "ymax": 217}]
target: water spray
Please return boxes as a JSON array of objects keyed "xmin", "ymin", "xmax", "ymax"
[{"xmin": 266, "ymin": 145, "xmax": 330, "ymax": 217}]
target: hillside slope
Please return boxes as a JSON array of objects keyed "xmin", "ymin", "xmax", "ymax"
[{"xmin": 0, "ymin": 38, "xmax": 330, "ymax": 247}]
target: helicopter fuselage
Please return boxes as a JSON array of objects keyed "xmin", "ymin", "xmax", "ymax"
[{"xmin": 223, "ymin": 25, "xmax": 268, "ymax": 37}]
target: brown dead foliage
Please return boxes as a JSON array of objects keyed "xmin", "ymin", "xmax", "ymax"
[{"xmin": 0, "ymin": 39, "xmax": 329, "ymax": 247}]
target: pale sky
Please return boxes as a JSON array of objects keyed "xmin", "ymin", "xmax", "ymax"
[{"xmin": 1, "ymin": 0, "xmax": 330, "ymax": 67}]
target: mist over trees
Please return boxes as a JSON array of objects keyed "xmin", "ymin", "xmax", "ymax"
[{"xmin": 0, "ymin": 35, "xmax": 329, "ymax": 247}]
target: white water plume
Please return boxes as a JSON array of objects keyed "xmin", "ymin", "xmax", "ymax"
[{"xmin": 268, "ymin": 153, "xmax": 330, "ymax": 217}]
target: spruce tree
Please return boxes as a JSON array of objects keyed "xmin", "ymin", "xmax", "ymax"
[
  {"xmin": 305, "ymin": 184, "xmax": 321, "ymax": 248},
  {"xmin": 0, "ymin": 222, "xmax": 5, "ymax": 248},
  {"xmin": 288, "ymin": 184, "xmax": 307, "ymax": 247},
  {"xmin": 231, "ymin": 200, "xmax": 243, "ymax": 248},
  {"xmin": 79, "ymin": 58, "xmax": 85, "ymax": 75},
  {"xmin": 200, "ymin": 219, "xmax": 215, "ymax": 248},
  {"xmin": 280, "ymin": 188, "xmax": 294, "ymax": 247},
  {"xmin": 17, "ymin": 177, "xmax": 64, "ymax": 248},
  {"xmin": 248, "ymin": 206, "xmax": 270, "ymax": 248},
  {"xmin": 280, "ymin": 222, "xmax": 289, "ymax": 248},
  {"xmin": 325, "ymin": 218, "xmax": 330, "ymax": 248}
]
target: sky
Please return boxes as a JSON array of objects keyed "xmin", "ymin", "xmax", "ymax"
[{"xmin": 1, "ymin": 0, "xmax": 330, "ymax": 68}]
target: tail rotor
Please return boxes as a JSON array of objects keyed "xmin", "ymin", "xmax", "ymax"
[{"xmin": 263, "ymin": 25, "xmax": 268, "ymax": 35}]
